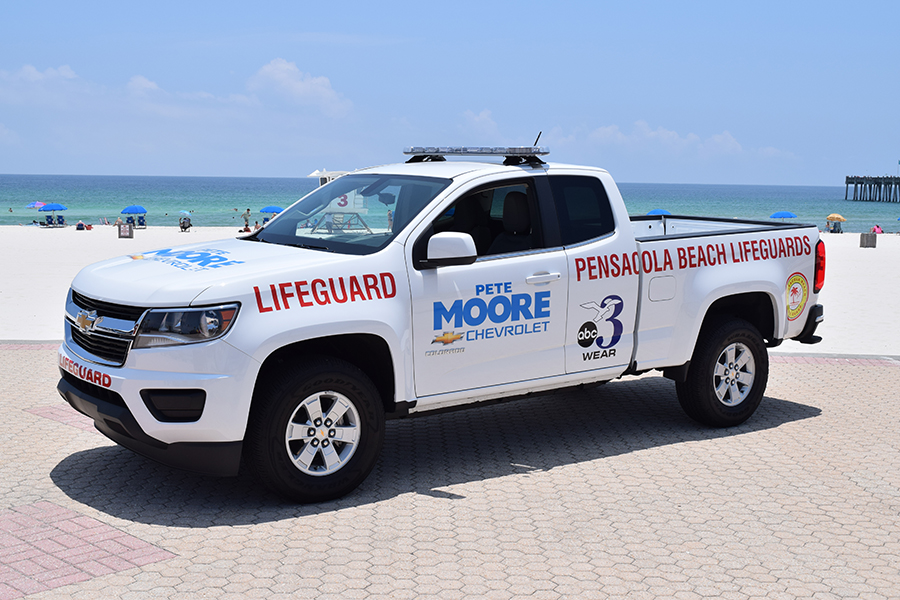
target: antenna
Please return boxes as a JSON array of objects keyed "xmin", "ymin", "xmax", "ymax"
[{"xmin": 533, "ymin": 131, "xmax": 542, "ymax": 146}]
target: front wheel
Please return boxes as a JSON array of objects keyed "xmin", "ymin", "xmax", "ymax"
[
  {"xmin": 246, "ymin": 358, "xmax": 385, "ymax": 503},
  {"xmin": 675, "ymin": 318, "xmax": 769, "ymax": 427}
]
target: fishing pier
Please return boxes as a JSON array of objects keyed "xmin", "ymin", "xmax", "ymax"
[{"xmin": 845, "ymin": 176, "xmax": 900, "ymax": 202}]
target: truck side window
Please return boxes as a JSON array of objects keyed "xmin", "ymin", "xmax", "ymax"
[
  {"xmin": 412, "ymin": 181, "xmax": 541, "ymax": 266},
  {"xmin": 549, "ymin": 175, "xmax": 615, "ymax": 245}
]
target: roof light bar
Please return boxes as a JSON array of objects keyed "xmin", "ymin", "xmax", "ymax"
[{"xmin": 403, "ymin": 146, "xmax": 549, "ymax": 156}]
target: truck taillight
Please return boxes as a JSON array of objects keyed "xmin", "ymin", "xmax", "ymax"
[{"xmin": 814, "ymin": 240, "xmax": 826, "ymax": 293}]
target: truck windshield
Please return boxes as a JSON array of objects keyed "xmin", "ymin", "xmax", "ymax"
[{"xmin": 251, "ymin": 174, "xmax": 451, "ymax": 255}]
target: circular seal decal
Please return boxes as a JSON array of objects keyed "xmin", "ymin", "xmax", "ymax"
[{"xmin": 786, "ymin": 272, "xmax": 809, "ymax": 321}]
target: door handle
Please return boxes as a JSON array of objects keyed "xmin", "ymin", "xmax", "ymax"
[{"xmin": 525, "ymin": 272, "xmax": 561, "ymax": 285}]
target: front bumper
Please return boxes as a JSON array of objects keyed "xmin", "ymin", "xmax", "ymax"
[
  {"xmin": 57, "ymin": 339, "xmax": 258, "ymax": 476},
  {"xmin": 58, "ymin": 371, "xmax": 241, "ymax": 476}
]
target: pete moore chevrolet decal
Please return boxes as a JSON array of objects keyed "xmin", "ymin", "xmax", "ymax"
[{"xmin": 432, "ymin": 281, "xmax": 551, "ymax": 346}]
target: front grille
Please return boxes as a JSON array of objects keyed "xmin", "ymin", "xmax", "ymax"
[
  {"xmin": 60, "ymin": 370, "xmax": 127, "ymax": 408},
  {"xmin": 69, "ymin": 291, "xmax": 147, "ymax": 365},
  {"xmin": 72, "ymin": 290, "xmax": 147, "ymax": 322},
  {"xmin": 71, "ymin": 327, "xmax": 132, "ymax": 365}
]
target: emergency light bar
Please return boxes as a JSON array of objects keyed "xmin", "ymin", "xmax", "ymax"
[{"xmin": 404, "ymin": 146, "xmax": 549, "ymax": 156}]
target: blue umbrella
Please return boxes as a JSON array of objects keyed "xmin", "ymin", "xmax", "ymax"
[
  {"xmin": 260, "ymin": 205, "xmax": 283, "ymax": 214},
  {"xmin": 121, "ymin": 205, "xmax": 147, "ymax": 214},
  {"xmin": 38, "ymin": 203, "xmax": 67, "ymax": 224},
  {"xmin": 770, "ymin": 211, "xmax": 797, "ymax": 219},
  {"xmin": 647, "ymin": 209, "xmax": 671, "ymax": 215},
  {"xmin": 179, "ymin": 210, "xmax": 192, "ymax": 215}
]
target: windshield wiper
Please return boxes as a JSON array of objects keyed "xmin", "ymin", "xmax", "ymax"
[{"xmin": 288, "ymin": 242, "xmax": 333, "ymax": 252}]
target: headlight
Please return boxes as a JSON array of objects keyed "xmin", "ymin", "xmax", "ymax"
[{"xmin": 133, "ymin": 304, "xmax": 239, "ymax": 349}]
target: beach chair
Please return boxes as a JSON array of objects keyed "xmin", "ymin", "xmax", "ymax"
[
  {"xmin": 126, "ymin": 216, "xmax": 135, "ymax": 226},
  {"xmin": 180, "ymin": 217, "xmax": 191, "ymax": 232},
  {"xmin": 137, "ymin": 215, "xmax": 147, "ymax": 228},
  {"xmin": 262, "ymin": 217, "xmax": 270, "ymax": 224},
  {"xmin": 76, "ymin": 222, "xmax": 85, "ymax": 231},
  {"xmin": 45, "ymin": 215, "xmax": 54, "ymax": 226},
  {"xmin": 56, "ymin": 215, "xmax": 65, "ymax": 227}
]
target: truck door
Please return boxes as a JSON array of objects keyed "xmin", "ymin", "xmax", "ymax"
[
  {"xmin": 549, "ymin": 174, "xmax": 640, "ymax": 374},
  {"xmin": 408, "ymin": 179, "xmax": 568, "ymax": 398}
]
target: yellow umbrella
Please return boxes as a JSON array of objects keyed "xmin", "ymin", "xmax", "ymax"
[{"xmin": 826, "ymin": 213, "xmax": 846, "ymax": 222}]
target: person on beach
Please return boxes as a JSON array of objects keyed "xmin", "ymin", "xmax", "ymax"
[
  {"xmin": 242, "ymin": 209, "xmax": 251, "ymax": 228},
  {"xmin": 872, "ymin": 224, "xmax": 883, "ymax": 234},
  {"xmin": 254, "ymin": 220, "xmax": 261, "ymax": 231},
  {"xmin": 114, "ymin": 216, "xmax": 123, "ymax": 225}
]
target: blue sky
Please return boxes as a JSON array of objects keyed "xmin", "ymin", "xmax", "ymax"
[{"xmin": 1, "ymin": 1, "xmax": 898, "ymax": 185}]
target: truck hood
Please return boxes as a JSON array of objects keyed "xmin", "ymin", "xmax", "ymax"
[{"xmin": 71, "ymin": 237, "xmax": 370, "ymax": 306}]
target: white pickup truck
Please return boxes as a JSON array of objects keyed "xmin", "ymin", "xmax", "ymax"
[{"xmin": 58, "ymin": 147, "xmax": 826, "ymax": 502}]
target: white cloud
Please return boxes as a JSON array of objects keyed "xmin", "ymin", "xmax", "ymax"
[
  {"xmin": 0, "ymin": 123, "xmax": 17, "ymax": 144},
  {"xmin": 586, "ymin": 121, "xmax": 798, "ymax": 164},
  {"xmin": 11, "ymin": 65, "xmax": 77, "ymax": 82},
  {"xmin": 247, "ymin": 58, "xmax": 351, "ymax": 117},
  {"xmin": 127, "ymin": 75, "xmax": 161, "ymax": 96},
  {"xmin": 543, "ymin": 126, "xmax": 576, "ymax": 146},
  {"xmin": 589, "ymin": 124, "xmax": 628, "ymax": 145},
  {"xmin": 589, "ymin": 120, "xmax": 743, "ymax": 158},
  {"xmin": 176, "ymin": 91, "xmax": 256, "ymax": 106},
  {"xmin": 758, "ymin": 146, "xmax": 796, "ymax": 159},
  {"xmin": 461, "ymin": 109, "xmax": 501, "ymax": 140},
  {"xmin": 703, "ymin": 130, "xmax": 742, "ymax": 156},
  {"xmin": 0, "ymin": 64, "xmax": 86, "ymax": 109}
]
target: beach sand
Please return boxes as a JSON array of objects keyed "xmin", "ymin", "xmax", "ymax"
[
  {"xmin": 1, "ymin": 225, "xmax": 243, "ymax": 341},
  {"xmin": 0, "ymin": 225, "xmax": 896, "ymax": 357}
]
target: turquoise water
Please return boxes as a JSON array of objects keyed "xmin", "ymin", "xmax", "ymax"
[
  {"xmin": 2, "ymin": 174, "xmax": 898, "ymax": 233},
  {"xmin": 0, "ymin": 175, "xmax": 319, "ymax": 229}
]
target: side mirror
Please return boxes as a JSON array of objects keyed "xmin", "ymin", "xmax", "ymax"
[{"xmin": 424, "ymin": 232, "xmax": 477, "ymax": 267}]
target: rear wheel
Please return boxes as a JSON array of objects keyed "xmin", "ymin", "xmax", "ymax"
[
  {"xmin": 676, "ymin": 318, "xmax": 768, "ymax": 427},
  {"xmin": 246, "ymin": 358, "xmax": 385, "ymax": 503}
]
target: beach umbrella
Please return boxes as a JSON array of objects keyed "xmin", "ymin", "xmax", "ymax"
[
  {"xmin": 826, "ymin": 213, "xmax": 846, "ymax": 222},
  {"xmin": 647, "ymin": 209, "xmax": 671, "ymax": 215},
  {"xmin": 179, "ymin": 210, "xmax": 192, "ymax": 215},
  {"xmin": 38, "ymin": 203, "xmax": 67, "ymax": 222},
  {"xmin": 770, "ymin": 211, "xmax": 797, "ymax": 220},
  {"xmin": 121, "ymin": 205, "xmax": 147, "ymax": 214},
  {"xmin": 26, "ymin": 201, "xmax": 45, "ymax": 209},
  {"xmin": 260, "ymin": 205, "xmax": 283, "ymax": 214}
]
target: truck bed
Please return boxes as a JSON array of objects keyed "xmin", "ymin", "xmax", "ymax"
[{"xmin": 631, "ymin": 214, "xmax": 818, "ymax": 241}]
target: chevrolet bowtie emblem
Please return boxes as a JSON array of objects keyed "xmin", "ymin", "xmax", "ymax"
[
  {"xmin": 432, "ymin": 331, "xmax": 463, "ymax": 345},
  {"xmin": 74, "ymin": 310, "xmax": 103, "ymax": 333}
]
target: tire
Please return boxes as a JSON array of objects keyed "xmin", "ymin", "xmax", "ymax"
[
  {"xmin": 675, "ymin": 318, "xmax": 769, "ymax": 428},
  {"xmin": 246, "ymin": 358, "xmax": 385, "ymax": 503}
]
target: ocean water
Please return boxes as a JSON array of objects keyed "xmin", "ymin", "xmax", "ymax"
[
  {"xmin": 1, "ymin": 174, "xmax": 898, "ymax": 234},
  {"xmin": 0, "ymin": 174, "xmax": 319, "ymax": 230}
]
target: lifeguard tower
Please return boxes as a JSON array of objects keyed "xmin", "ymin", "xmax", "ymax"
[{"xmin": 307, "ymin": 168, "xmax": 373, "ymax": 233}]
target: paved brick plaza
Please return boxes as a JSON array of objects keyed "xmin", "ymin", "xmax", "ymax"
[{"xmin": 2, "ymin": 344, "xmax": 899, "ymax": 599}]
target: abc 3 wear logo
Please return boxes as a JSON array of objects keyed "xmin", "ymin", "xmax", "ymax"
[{"xmin": 577, "ymin": 295, "xmax": 625, "ymax": 349}]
